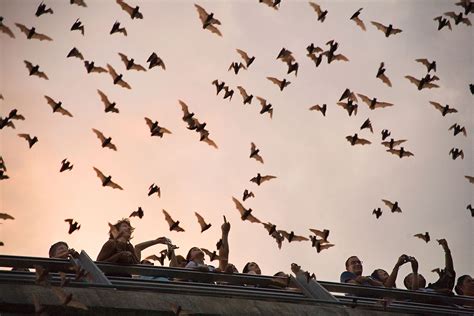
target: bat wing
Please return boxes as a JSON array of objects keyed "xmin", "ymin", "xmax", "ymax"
[
  {"xmin": 57, "ymin": 107, "xmax": 73, "ymax": 117},
  {"xmin": 118, "ymin": 79, "xmax": 131, "ymax": 89},
  {"xmin": 370, "ymin": 21, "xmax": 387, "ymax": 33},
  {"xmin": 308, "ymin": 2, "xmax": 322, "ymax": 15},
  {"xmin": 160, "ymin": 127, "xmax": 172, "ymax": 134},
  {"xmin": 92, "ymin": 128, "xmax": 106, "ymax": 142},
  {"xmin": 232, "ymin": 197, "xmax": 246, "ymax": 216},
  {"xmin": 236, "ymin": 49, "xmax": 249, "ymax": 63},
  {"xmin": 292, "ymin": 235, "xmax": 309, "ymax": 242},
  {"xmin": 333, "ymin": 54, "xmax": 349, "ymax": 61},
  {"xmin": 117, "ymin": 0, "xmax": 134, "ymax": 15},
  {"xmin": 374, "ymin": 101, "xmax": 393, "ymax": 108},
  {"xmin": 162, "ymin": 209, "xmax": 174, "ymax": 226},
  {"xmin": 390, "ymin": 28, "xmax": 402, "ymax": 35},
  {"xmin": 107, "ymin": 64, "xmax": 118, "ymax": 79},
  {"xmin": 118, "ymin": 52, "xmax": 129, "ymax": 65},
  {"xmin": 429, "ymin": 101, "xmax": 444, "ymax": 112},
  {"xmin": 92, "ymin": 66, "xmax": 107, "ymax": 73},
  {"xmin": 387, "ymin": 149, "xmax": 400, "ymax": 156},
  {"xmin": 194, "ymin": 4, "xmax": 208, "ymax": 24},
  {"xmin": 93, "ymin": 167, "xmax": 106, "ymax": 182},
  {"xmin": 44, "ymin": 95, "xmax": 56, "ymax": 107},
  {"xmin": 261, "ymin": 175, "xmax": 276, "ymax": 183},
  {"xmin": 201, "ymin": 135, "xmax": 218, "ymax": 148},
  {"xmin": 0, "ymin": 213, "xmax": 14, "ymax": 220},
  {"xmin": 402, "ymin": 151, "xmax": 414, "ymax": 157},
  {"xmin": 355, "ymin": 138, "xmax": 371, "ymax": 145},
  {"xmin": 15, "ymin": 23, "xmax": 29, "ymax": 36},
  {"xmin": 0, "ymin": 25, "xmax": 15, "ymax": 38},
  {"xmin": 254, "ymin": 154, "xmax": 264, "ymax": 164},
  {"xmin": 246, "ymin": 213, "xmax": 261, "ymax": 223},
  {"xmin": 444, "ymin": 12, "xmax": 457, "ymax": 19},
  {"xmin": 144, "ymin": 117, "xmax": 155, "ymax": 130},
  {"xmin": 194, "ymin": 212, "xmax": 207, "ymax": 229},
  {"xmin": 36, "ymin": 71, "xmax": 49, "ymax": 80},
  {"xmin": 448, "ymin": 124, "xmax": 456, "ymax": 131},
  {"xmin": 357, "ymin": 94, "xmax": 371, "ymax": 105},
  {"xmin": 105, "ymin": 142, "xmax": 117, "ymax": 151},
  {"xmin": 405, "ymin": 75, "xmax": 420, "ymax": 86},
  {"xmin": 414, "ymin": 233, "xmax": 426, "ymax": 241},
  {"xmin": 415, "ymin": 58, "xmax": 429, "ymax": 68},
  {"xmin": 32, "ymin": 32, "xmax": 53, "ymax": 41},
  {"xmin": 393, "ymin": 139, "xmax": 407, "ymax": 146},
  {"xmin": 18, "ymin": 133, "xmax": 30, "ymax": 141},
  {"xmin": 354, "ymin": 17, "xmax": 366, "ymax": 31},
  {"xmin": 256, "ymin": 96, "xmax": 266, "ymax": 106},
  {"xmin": 107, "ymin": 180, "xmax": 123, "ymax": 190},
  {"xmin": 206, "ymin": 24, "xmax": 222, "ymax": 36},
  {"xmin": 379, "ymin": 73, "xmax": 392, "ymax": 87},
  {"xmin": 24, "ymin": 60, "xmax": 33, "ymax": 72},
  {"xmin": 447, "ymin": 108, "xmax": 458, "ymax": 114},
  {"xmin": 97, "ymin": 90, "xmax": 110, "ymax": 106},
  {"xmin": 382, "ymin": 199, "xmax": 394, "ymax": 208},
  {"xmin": 320, "ymin": 243, "xmax": 335, "ymax": 250},
  {"xmin": 465, "ymin": 175, "xmax": 474, "ymax": 183},
  {"xmin": 131, "ymin": 63, "xmax": 146, "ymax": 71},
  {"xmin": 423, "ymin": 82, "xmax": 439, "ymax": 89},
  {"xmin": 267, "ymin": 77, "xmax": 281, "ymax": 86},
  {"xmin": 237, "ymin": 86, "xmax": 248, "ymax": 98}
]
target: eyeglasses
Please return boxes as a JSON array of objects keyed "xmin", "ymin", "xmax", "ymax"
[{"xmin": 349, "ymin": 260, "xmax": 363, "ymax": 265}]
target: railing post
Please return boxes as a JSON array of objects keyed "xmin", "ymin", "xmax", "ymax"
[
  {"xmin": 70, "ymin": 251, "xmax": 112, "ymax": 285},
  {"xmin": 290, "ymin": 273, "xmax": 338, "ymax": 302}
]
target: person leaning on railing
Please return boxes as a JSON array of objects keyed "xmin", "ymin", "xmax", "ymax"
[
  {"xmin": 455, "ymin": 275, "xmax": 474, "ymax": 298},
  {"xmin": 340, "ymin": 256, "xmax": 383, "ymax": 286},
  {"xmin": 371, "ymin": 254, "xmax": 411, "ymax": 288},
  {"xmin": 97, "ymin": 219, "xmax": 139, "ymax": 265}
]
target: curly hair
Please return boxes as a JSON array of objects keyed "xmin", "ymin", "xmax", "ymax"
[{"xmin": 109, "ymin": 218, "xmax": 135, "ymax": 239}]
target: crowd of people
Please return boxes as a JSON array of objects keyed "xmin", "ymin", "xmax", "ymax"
[{"xmin": 46, "ymin": 218, "xmax": 473, "ymax": 300}]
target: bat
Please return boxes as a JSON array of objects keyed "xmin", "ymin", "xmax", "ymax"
[
  {"xmin": 339, "ymin": 88, "xmax": 358, "ymax": 102},
  {"xmin": 465, "ymin": 175, "xmax": 474, "ymax": 184},
  {"xmin": 278, "ymin": 230, "xmax": 309, "ymax": 242},
  {"xmin": 145, "ymin": 117, "xmax": 172, "ymax": 137},
  {"xmin": 357, "ymin": 93, "xmax": 393, "ymax": 110},
  {"xmin": 382, "ymin": 199, "xmax": 402, "ymax": 213},
  {"xmin": 346, "ymin": 134, "xmax": 371, "ymax": 146},
  {"xmin": 449, "ymin": 148, "xmax": 464, "ymax": 160},
  {"xmin": 350, "ymin": 8, "xmax": 366, "ymax": 31},
  {"xmin": 338, "ymin": 100, "xmax": 359, "ymax": 116},
  {"xmin": 92, "ymin": 128, "xmax": 117, "ymax": 151},
  {"xmin": 429, "ymin": 101, "xmax": 457, "ymax": 116},
  {"xmin": 444, "ymin": 11, "xmax": 471, "ymax": 25},
  {"xmin": 18, "ymin": 133, "xmax": 38, "ymax": 148},
  {"xmin": 129, "ymin": 207, "xmax": 144, "ymax": 219},
  {"xmin": 7, "ymin": 109, "xmax": 25, "ymax": 121},
  {"xmin": 119, "ymin": 52, "xmax": 147, "ymax": 71},
  {"xmin": 433, "ymin": 16, "xmax": 452, "ymax": 31},
  {"xmin": 405, "ymin": 75, "xmax": 439, "ymax": 90},
  {"xmin": 414, "ymin": 232, "xmax": 430, "ymax": 243},
  {"xmin": 107, "ymin": 64, "xmax": 131, "ymax": 89},
  {"xmin": 194, "ymin": 212, "xmax": 212, "ymax": 233},
  {"xmin": 148, "ymin": 183, "xmax": 160, "ymax": 197},
  {"xmin": 262, "ymin": 222, "xmax": 277, "ymax": 235},
  {"xmin": 199, "ymin": 130, "xmax": 218, "ymax": 149},
  {"xmin": 416, "ymin": 58, "xmax": 436, "ymax": 73},
  {"xmin": 243, "ymin": 189, "xmax": 255, "ymax": 201},
  {"xmin": 97, "ymin": 90, "xmax": 119, "ymax": 113},
  {"xmin": 387, "ymin": 147, "xmax": 414, "ymax": 158},
  {"xmin": 277, "ymin": 47, "xmax": 295, "ymax": 63},
  {"xmin": 162, "ymin": 209, "xmax": 185, "ymax": 232},
  {"xmin": 309, "ymin": 104, "xmax": 327, "ymax": 116},
  {"xmin": 236, "ymin": 49, "xmax": 255, "ymax": 67},
  {"xmin": 70, "ymin": 0, "xmax": 87, "ymax": 7},
  {"xmin": 309, "ymin": 228, "xmax": 330, "ymax": 241},
  {"xmin": 376, "ymin": 62, "xmax": 392, "ymax": 87},
  {"xmin": 250, "ymin": 173, "xmax": 276, "ymax": 185},
  {"xmin": 360, "ymin": 118, "xmax": 373, "ymax": 133},
  {"xmin": 195, "ymin": 4, "xmax": 222, "ymax": 36},
  {"xmin": 372, "ymin": 208, "xmax": 382, "ymax": 219},
  {"xmin": 236, "ymin": 86, "xmax": 253, "ymax": 104},
  {"xmin": 117, "ymin": 0, "xmax": 143, "ymax": 19},
  {"xmin": 0, "ymin": 213, "xmax": 14, "ymax": 220},
  {"xmin": 145, "ymin": 250, "xmax": 168, "ymax": 265},
  {"xmin": 110, "ymin": 21, "xmax": 127, "ymax": 36},
  {"xmin": 250, "ymin": 142, "xmax": 264, "ymax": 163},
  {"xmin": 232, "ymin": 197, "xmax": 261, "ymax": 223},
  {"xmin": 24, "ymin": 60, "xmax": 48, "ymax": 80},
  {"xmin": 381, "ymin": 139, "xmax": 407, "ymax": 150},
  {"xmin": 70, "ymin": 18, "xmax": 85, "ymax": 35},
  {"xmin": 147, "ymin": 52, "xmax": 165, "ymax": 70},
  {"xmin": 64, "ymin": 219, "xmax": 81, "ymax": 234},
  {"xmin": 44, "ymin": 96, "xmax": 73, "ymax": 117},
  {"xmin": 316, "ymin": 242, "xmax": 335, "ymax": 253},
  {"xmin": 467, "ymin": 204, "xmax": 473, "ymax": 217},
  {"xmin": 67, "ymin": 47, "xmax": 84, "ymax": 60},
  {"xmin": 60, "ymin": 158, "xmax": 73, "ymax": 172},
  {"xmin": 93, "ymin": 167, "xmax": 123, "ymax": 190},
  {"xmin": 228, "ymin": 62, "xmax": 246, "ymax": 74},
  {"xmin": 201, "ymin": 248, "xmax": 223, "ymax": 261},
  {"xmin": 84, "ymin": 60, "xmax": 107, "ymax": 74},
  {"xmin": 15, "ymin": 23, "xmax": 52, "ymax": 41},
  {"xmin": 267, "ymin": 77, "xmax": 290, "ymax": 91},
  {"xmin": 308, "ymin": 1, "xmax": 328, "ymax": 22},
  {"xmin": 448, "ymin": 123, "xmax": 467, "ymax": 136},
  {"xmin": 0, "ymin": 18, "xmax": 15, "ymax": 38},
  {"xmin": 370, "ymin": 21, "xmax": 402, "ymax": 37}
]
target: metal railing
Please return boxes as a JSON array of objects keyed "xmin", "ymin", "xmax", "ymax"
[{"xmin": 0, "ymin": 253, "xmax": 473, "ymax": 315}]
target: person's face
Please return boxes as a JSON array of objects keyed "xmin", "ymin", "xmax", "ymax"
[
  {"xmin": 190, "ymin": 247, "xmax": 204, "ymax": 261},
  {"xmin": 461, "ymin": 276, "xmax": 474, "ymax": 296},
  {"xmin": 53, "ymin": 244, "xmax": 69, "ymax": 259},
  {"xmin": 406, "ymin": 273, "xmax": 426, "ymax": 289},
  {"xmin": 118, "ymin": 222, "xmax": 132, "ymax": 239},
  {"xmin": 347, "ymin": 257, "xmax": 363, "ymax": 276},
  {"xmin": 377, "ymin": 269, "xmax": 389, "ymax": 282},
  {"xmin": 247, "ymin": 262, "xmax": 261, "ymax": 275}
]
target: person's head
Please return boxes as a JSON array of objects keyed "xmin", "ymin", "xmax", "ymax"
[
  {"xmin": 455, "ymin": 275, "xmax": 474, "ymax": 296},
  {"xmin": 404, "ymin": 272, "xmax": 426, "ymax": 290},
  {"xmin": 49, "ymin": 241, "xmax": 69, "ymax": 259},
  {"xmin": 110, "ymin": 218, "xmax": 134, "ymax": 240},
  {"xmin": 243, "ymin": 262, "xmax": 261, "ymax": 275},
  {"xmin": 175, "ymin": 255, "xmax": 187, "ymax": 268},
  {"xmin": 371, "ymin": 269, "xmax": 389, "ymax": 283},
  {"xmin": 274, "ymin": 271, "xmax": 289, "ymax": 278},
  {"xmin": 345, "ymin": 256, "xmax": 363, "ymax": 276},
  {"xmin": 186, "ymin": 247, "xmax": 204, "ymax": 263}
]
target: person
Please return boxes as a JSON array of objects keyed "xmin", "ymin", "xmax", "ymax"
[
  {"xmin": 243, "ymin": 262, "xmax": 261, "ymax": 275},
  {"xmin": 49, "ymin": 241, "xmax": 71, "ymax": 259},
  {"xmin": 403, "ymin": 257, "xmax": 427, "ymax": 291},
  {"xmin": 96, "ymin": 219, "xmax": 139, "ymax": 265},
  {"xmin": 185, "ymin": 247, "xmax": 215, "ymax": 272},
  {"xmin": 455, "ymin": 275, "xmax": 474, "ymax": 297},
  {"xmin": 340, "ymin": 256, "xmax": 383, "ymax": 286},
  {"xmin": 218, "ymin": 217, "xmax": 231, "ymax": 272},
  {"xmin": 371, "ymin": 254, "xmax": 410, "ymax": 288},
  {"xmin": 427, "ymin": 239, "xmax": 456, "ymax": 293}
]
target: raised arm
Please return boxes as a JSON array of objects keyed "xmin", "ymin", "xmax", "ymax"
[
  {"xmin": 438, "ymin": 239, "xmax": 454, "ymax": 273},
  {"xmin": 218, "ymin": 217, "xmax": 231, "ymax": 271},
  {"xmin": 384, "ymin": 255, "xmax": 408, "ymax": 288}
]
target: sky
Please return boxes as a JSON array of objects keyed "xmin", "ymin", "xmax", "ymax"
[{"xmin": 0, "ymin": 0, "xmax": 473, "ymax": 284}]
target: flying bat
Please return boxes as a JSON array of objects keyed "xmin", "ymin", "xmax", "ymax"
[
  {"xmin": 444, "ymin": 11, "xmax": 471, "ymax": 25},
  {"xmin": 433, "ymin": 16, "xmax": 452, "ymax": 31},
  {"xmin": 24, "ymin": 60, "xmax": 48, "ymax": 80},
  {"xmin": 145, "ymin": 250, "xmax": 168, "ymax": 266},
  {"xmin": 382, "ymin": 199, "xmax": 402, "ymax": 213},
  {"xmin": 148, "ymin": 183, "xmax": 160, "ymax": 197},
  {"xmin": 236, "ymin": 49, "xmax": 255, "ymax": 67},
  {"xmin": 145, "ymin": 117, "xmax": 172, "ymax": 137},
  {"xmin": 350, "ymin": 8, "xmax": 366, "ymax": 31},
  {"xmin": 309, "ymin": 228, "xmax": 330, "ymax": 242},
  {"xmin": 414, "ymin": 232, "xmax": 430, "ymax": 243},
  {"xmin": 370, "ymin": 21, "xmax": 402, "ymax": 37},
  {"xmin": 119, "ymin": 52, "xmax": 146, "ymax": 71},
  {"xmin": 381, "ymin": 138, "xmax": 407, "ymax": 150},
  {"xmin": 117, "ymin": 0, "xmax": 143, "ymax": 19},
  {"xmin": 60, "ymin": 159, "xmax": 73, "ymax": 172},
  {"xmin": 110, "ymin": 21, "xmax": 127, "ymax": 36},
  {"xmin": 416, "ymin": 58, "xmax": 436, "ymax": 73},
  {"xmin": 309, "ymin": 1, "xmax": 328, "ymax": 22},
  {"xmin": 376, "ymin": 62, "xmax": 392, "ymax": 87},
  {"xmin": 449, "ymin": 148, "xmax": 464, "ymax": 160},
  {"xmin": 228, "ymin": 62, "xmax": 246, "ymax": 74},
  {"xmin": 44, "ymin": 96, "xmax": 73, "ymax": 117},
  {"xmin": 93, "ymin": 167, "xmax": 123, "ymax": 190},
  {"xmin": 232, "ymin": 197, "xmax": 261, "ymax": 223},
  {"xmin": 256, "ymin": 97, "xmax": 273, "ymax": 119},
  {"xmin": 250, "ymin": 173, "xmax": 276, "ymax": 185},
  {"xmin": 0, "ymin": 17, "xmax": 15, "ymax": 38},
  {"xmin": 242, "ymin": 189, "xmax": 254, "ymax": 201},
  {"xmin": 309, "ymin": 104, "xmax": 327, "ymax": 116},
  {"xmin": 107, "ymin": 64, "xmax": 131, "ymax": 89},
  {"xmin": 346, "ymin": 133, "xmax": 371, "ymax": 146},
  {"xmin": 195, "ymin": 212, "xmax": 212, "ymax": 233},
  {"xmin": 449, "ymin": 123, "xmax": 467, "ymax": 136},
  {"xmin": 65, "ymin": 219, "xmax": 81, "ymax": 234},
  {"xmin": 387, "ymin": 147, "xmax": 414, "ymax": 158},
  {"xmin": 67, "ymin": 47, "xmax": 84, "ymax": 60},
  {"xmin": 405, "ymin": 75, "xmax": 439, "ymax": 90},
  {"xmin": 267, "ymin": 77, "xmax": 290, "ymax": 91},
  {"xmin": 15, "ymin": 23, "xmax": 52, "ymax": 41},
  {"xmin": 201, "ymin": 248, "xmax": 223, "ymax": 262},
  {"xmin": 97, "ymin": 90, "xmax": 119, "ymax": 113},
  {"xmin": 360, "ymin": 118, "xmax": 373, "ymax": 133},
  {"xmin": 92, "ymin": 128, "xmax": 117, "ymax": 151},
  {"xmin": 195, "ymin": 4, "xmax": 222, "ymax": 36},
  {"xmin": 357, "ymin": 93, "xmax": 393, "ymax": 110},
  {"xmin": 250, "ymin": 142, "xmax": 264, "ymax": 163},
  {"xmin": 278, "ymin": 230, "xmax": 309, "ymax": 243},
  {"xmin": 147, "ymin": 52, "xmax": 165, "ymax": 70},
  {"xmin": 429, "ymin": 101, "xmax": 457, "ymax": 116},
  {"xmin": 162, "ymin": 209, "xmax": 185, "ymax": 232},
  {"xmin": 84, "ymin": 60, "xmax": 107, "ymax": 74},
  {"xmin": 236, "ymin": 86, "xmax": 253, "ymax": 104},
  {"xmin": 129, "ymin": 207, "xmax": 144, "ymax": 219},
  {"xmin": 18, "ymin": 133, "xmax": 38, "ymax": 148},
  {"xmin": 0, "ymin": 213, "xmax": 14, "ymax": 220},
  {"xmin": 70, "ymin": 18, "xmax": 84, "ymax": 35},
  {"xmin": 373, "ymin": 208, "xmax": 382, "ymax": 219}
]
